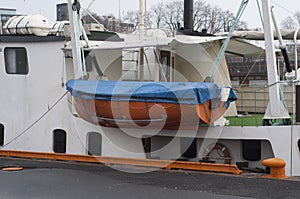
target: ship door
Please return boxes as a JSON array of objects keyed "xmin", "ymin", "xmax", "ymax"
[
  {"xmin": 87, "ymin": 132, "xmax": 102, "ymax": 156},
  {"xmin": 160, "ymin": 51, "xmax": 171, "ymax": 82}
]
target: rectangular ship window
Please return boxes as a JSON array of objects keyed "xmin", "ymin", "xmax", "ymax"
[{"xmin": 4, "ymin": 47, "xmax": 29, "ymax": 75}]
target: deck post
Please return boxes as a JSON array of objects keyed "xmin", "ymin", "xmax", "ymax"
[{"xmin": 261, "ymin": 0, "xmax": 290, "ymax": 120}]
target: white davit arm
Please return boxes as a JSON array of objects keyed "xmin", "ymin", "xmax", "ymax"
[{"xmin": 271, "ymin": 6, "xmax": 295, "ymax": 81}]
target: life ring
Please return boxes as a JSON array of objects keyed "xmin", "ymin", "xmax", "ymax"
[{"xmin": 202, "ymin": 142, "xmax": 231, "ymax": 164}]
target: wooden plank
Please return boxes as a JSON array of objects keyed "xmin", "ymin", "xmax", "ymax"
[{"xmin": 0, "ymin": 150, "xmax": 242, "ymax": 175}]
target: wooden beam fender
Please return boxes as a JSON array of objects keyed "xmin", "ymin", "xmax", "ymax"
[{"xmin": 0, "ymin": 150, "xmax": 242, "ymax": 175}]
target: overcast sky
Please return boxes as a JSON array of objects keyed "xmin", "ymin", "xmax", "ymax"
[{"xmin": 0, "ymin": 0, "xmax": 298, "ymax": 29}]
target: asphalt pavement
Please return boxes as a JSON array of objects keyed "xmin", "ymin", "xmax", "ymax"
[{"xmin": 0, "ymin": 157, "xmax": 298, "ymax": 199}]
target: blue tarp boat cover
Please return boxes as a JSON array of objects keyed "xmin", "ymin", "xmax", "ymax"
[{"xmin": 66, "ymin": 80, "xmax": 237, "ymax": 106}]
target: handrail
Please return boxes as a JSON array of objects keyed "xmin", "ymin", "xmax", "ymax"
[{"xmin": 97, "ymin": 114, "xmax": 168, "ymax": 124}]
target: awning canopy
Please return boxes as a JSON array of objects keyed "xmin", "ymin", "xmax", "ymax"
[
  {"xmin": 64, "ymin": 32, "xmax": 269, "ymax": 57},
  {"xmin": 217, "ymin": 29, "xmax": 300, "ymax": 40},
  {"xmin": 170, "ymin": 35, "xmax": 267, "ymax": 57},
  {"xmin": 225, "ymin": 39, "xmax": 266, "ymax": 57},
  {"xmin": 170, "ymin": 35, "xmax": 226, "ymax": 44}
]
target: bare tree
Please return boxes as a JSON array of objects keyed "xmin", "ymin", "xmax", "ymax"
[
  {"xmin": 210, "ymin": 6, "xmax": 226, "ymax": 34},
  {"xmin": 82, "ymin": 11, "xmax": 102, "ymax": 24},
  {"xmin": 220, "ymin": 10, "xmax": 247, "ymax": 32},
  {"xmin": 280, "ymin": 11, "xmax": 300, "ymax": 29},
  {"xmin": 193, "ymin": 0, "xmax": 210, "ymax": 31},
  {"xmin": 237, "ymin": 20, "xmax": 248, "ymax": 30},
  {"xmin": 222, "ymin": 10, "xmax": 235, "ymax": 32},
  {"xmin": 281, "ymin": 16, "xmax": 297, "ymax": 29},
  {"xmin": 150, "ymin": 1, "xmax": 165, "ymax": 29},
  {"xmin": 193, "ymin": 1, "xmax": 247, "ymax": 33},
  {"xmin": 294, "ymin": 11, "xmax": 300, "ymax": 25},
  {"xmin": 123, "ymin": 10, "xmax": 153, "ymax": 31},
  {"xmin": 162, "ymin": 0, "xmax": 184, "ymax": 36},
  {"xmin": 122, "ymin": 0, "xmax": 248, "ymax": 35},
  {"xmin": 123, "ymin": 10, "xmax": 139, "ymax": 30}
]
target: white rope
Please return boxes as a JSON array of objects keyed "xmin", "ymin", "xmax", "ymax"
[
  {"xmin": 207, "ymin": 0, "xmax": 249, "ymax": 82},
  {"xmin": 1, "ymin": 92, "xmax": 68, "ymax": 149}
]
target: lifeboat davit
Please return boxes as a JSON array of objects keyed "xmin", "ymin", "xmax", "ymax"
[{"xmin": 66, "ymin": 80, "xmax": 237, "ymax": 130}]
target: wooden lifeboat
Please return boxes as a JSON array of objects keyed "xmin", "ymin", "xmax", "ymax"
[{"xmin": 66, "ymin": 80, "xmax": 237, "ymax": 130}]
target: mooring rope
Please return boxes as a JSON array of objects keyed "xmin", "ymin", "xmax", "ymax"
[{"xmin": 206, "ymin": 0, "xmax": 249, "ymax": 82}]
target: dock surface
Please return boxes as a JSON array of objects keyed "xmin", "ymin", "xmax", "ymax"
[{"xmin": 0, "ymin": 157, "xmax": 299, "ymax": 199}]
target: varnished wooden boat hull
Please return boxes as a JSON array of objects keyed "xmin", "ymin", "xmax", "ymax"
[{"xmin": 73, "ymin": 97, "xmax": 227, "ymax": 130}]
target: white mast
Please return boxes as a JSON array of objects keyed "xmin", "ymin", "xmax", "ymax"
[
  {"xmin": 67, "ymin": 0, "xmax": 85, "ymax": 79},
  {"xmin": 139, "ymin": 0, "xmax": 146, "ymax": 39},
  {"xmin": 139, "ymin": 0, "xmax": 146, "ymax": 81},
  {"xmin": 261, "ymin": 0, "xmax": 290, "ymax": 119}
]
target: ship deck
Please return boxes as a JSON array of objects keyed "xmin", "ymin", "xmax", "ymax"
[{"xmin": 225, "ymin": 113, "xmax": 293, "ymax": 126}]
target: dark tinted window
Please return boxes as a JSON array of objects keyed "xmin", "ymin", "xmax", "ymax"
[
  {"xmin": 181, "ymin": 138, "xmax": 197, "ymax": 159},
  {"xmin": 53, "ymin": 129, "xmax": 67, "ymax": 153},
  {"xmin": 242, "ymin": 140, "xmax": 261, "ymax": 161}
]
